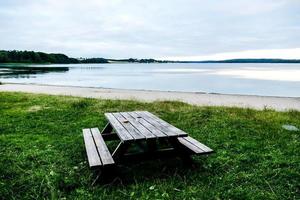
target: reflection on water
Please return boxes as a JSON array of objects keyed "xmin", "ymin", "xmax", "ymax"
[
  {"xmin": 0, "ymin": 64, "xmax": 69, "ymax": 78},
  {"xmin": 0, "ymin": 63, "xmax": 300, "ymax": 97},
  {"xmin": 212, "ymin": 68, "xmax": 300, "ymax": 82}
]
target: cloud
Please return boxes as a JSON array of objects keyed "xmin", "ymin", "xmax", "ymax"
[
  {"xmin": 211, "ymin": 0, "xmax": 288, "ymax": 15},
  {"xmin": 0, "ymin": 0, "xmax": 299, "ymax": 59}
]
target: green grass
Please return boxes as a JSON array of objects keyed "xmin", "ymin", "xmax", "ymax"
[{"xmin": 0, "ymin": 92, "xmax": 299, "ymax": 200}]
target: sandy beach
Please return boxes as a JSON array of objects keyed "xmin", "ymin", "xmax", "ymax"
[{"xmin": 0, "ymin": 83, "xmax": 299, "ymax": 111}]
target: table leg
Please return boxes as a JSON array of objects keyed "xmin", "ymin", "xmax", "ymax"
[
  {"xmin": 168, "ymin": 137, "xmax": 193, "ymax": 165},
  {"xmin": 101, "ymin": 123, "xmax": 119, "ymax": 141},
  {"xmin": 91, "ymin": 169, "xmax": 102, "ymax": 186},
  {"xmin": 101, "ymin": 122, "xmax": 113, "ymax": 134},
  {"xmin": 112, "ymin": 142, "xmax": 130, "ymax": 161}
]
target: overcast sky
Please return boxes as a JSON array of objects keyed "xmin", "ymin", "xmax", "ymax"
[{"xmin": 1, "ymin": 0, "xmax": 300, "ymax": 60}]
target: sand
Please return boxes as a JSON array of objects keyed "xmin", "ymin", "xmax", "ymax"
[{"xmin": 0, "ymin": 83, "xmax": 299, "ymax": 111}]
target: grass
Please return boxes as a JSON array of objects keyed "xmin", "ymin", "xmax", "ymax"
[{"xmin": 0, "ymin": 92, "xmax": 299, "ymax": 200}]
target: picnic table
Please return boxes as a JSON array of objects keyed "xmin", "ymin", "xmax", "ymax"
[{"xmin": 83, "ymin": 111, "xmax": 213, "ymax": 170}]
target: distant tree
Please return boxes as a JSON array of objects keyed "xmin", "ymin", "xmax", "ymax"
[
  {"xmin": 81, "ymin": 58, "xmax": 109, "ymax": 63},
  {"xmin": 0, "ymin": 51, "xmax": 9, "ymax": 62},
  {"xmin": 0, "ymin": 50, "xmax": 80, "ymax": 64},
  {"xmin": 128, "ymin": 58, "xmax": 137, "ymax": 62}
]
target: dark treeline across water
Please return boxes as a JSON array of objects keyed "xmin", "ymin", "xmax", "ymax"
[
  {"xmin": 0, "ymin": 50, "xmax": 168, "ymax": 64},
  {"xmin": 1, "ymin": 50, "xmax": 300, "ymax": 64},
  {"xmin": 0, "ymin": 50, "xmax": 78, "ymax": 64},
  {"xmin": 0, "ymin": 65, "xmax": 69, "ymax": 78}
]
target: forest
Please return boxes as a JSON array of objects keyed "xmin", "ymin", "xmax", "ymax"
[{"xmin": 0, "ymin": 50, "xmax": 79, "ymax": 64}]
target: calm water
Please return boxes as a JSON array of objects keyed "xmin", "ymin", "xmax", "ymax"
[{"xmin": 1, "ymin": 63, "xmax": 300, "ymax": 97}]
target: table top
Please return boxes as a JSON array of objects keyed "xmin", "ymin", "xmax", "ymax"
[{"xmin": 104, "ymin": 111, "xmax": 188, "ymax": 141}]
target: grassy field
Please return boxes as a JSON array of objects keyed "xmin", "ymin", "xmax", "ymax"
[{"xmin": 0, "ymin": 92, "xmax": 299, "ymax": 200}]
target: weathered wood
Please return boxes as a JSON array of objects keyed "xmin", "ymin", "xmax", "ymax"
[
  {"xmin": 129, "ymin": 112, "xmax": 166, "ymax": 137},
  {"xmin": 104, "ymin": 113, "xmax": 133, "ymax": 141},
  {"xmin": 177, "ymin": 137, "xmax": 204, "ymax": 154},
  {"xmin": 183, "ymin": 136, "xmax": 213, "ymax": 153},
  {"xmin": 177, "ymin": 136, "xmax": 213, "ymax": 154},
  {"xmin": 82, "ymin": 129, "xmax": 102, "ymax": 167},
  {"xmin": 135, "ymin": 111, "xmax": 178, "ymax": 137},
  {"xmin": 142, "ymin": 111, "xmax": 188, "ymax": 137},
  {"xmin": 112, "ymin": 113, "xmax": 145, "ymax": 140},
  {"xmin": 120, "ymin": 112, "xmax": 156, "ymax": 139},
  {"xmin": 91, "ymin": 128, "xmax": 115, "ymax": 166},
  {"xmin": 98, "ymin": 111, "xmax": 213, "ymax": 167}
]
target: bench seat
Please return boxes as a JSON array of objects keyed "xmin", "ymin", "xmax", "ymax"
[
  {"xmin": 177, "ymin": 136, "xmax": 213, "ymax": 154},
  {"xmin": 82, "ymin": 128, "xmax": 115, "ymax": 168}
]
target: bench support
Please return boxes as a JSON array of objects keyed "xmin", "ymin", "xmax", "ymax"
[
  {"xmin": 177, "ymin": 136, "xmax": 213, "ymax": 155},
  {"xmin": 101, "ymin": 123, "xmax": 119, "ymax": 141},
  {"xmin": 112, "ymin": 142, "xmax": 131, "ymax": 161},
  {"xmin": 92, "ymin": 169, "xmax": 102, "ymax": 186},
  {"xmin": 101, "ymin": 122, "xmax": 113, "ymax": 134},
  {"xmin": 101, "ymin": 132, "xmax": 119, "ymax": 141},
  {"xmin": 168, "ymin": 137, "xmax": 194, "ymax": 165}
]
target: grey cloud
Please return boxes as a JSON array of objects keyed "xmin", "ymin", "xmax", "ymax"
[{"xmin": 0, "ymin": 0, "xmax": 299, "ymax": 58}]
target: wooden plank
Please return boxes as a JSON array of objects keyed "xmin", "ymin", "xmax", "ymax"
[
  {"xmin": 183, "ymin": 136, "xmax": 213, "ymax": 153},
  {"xmin": 142, "ymin": 111, "xmax": 188, "ymax": 137},
  {"xmin": 136, "ymin": 111, "xmax": 177, "ymax": 137},
  {"xmin": 135, "ymin": 111, "xmax": 178, "ymax": 137},
  {"xmin": 120, "ymin": 112, "xmax": 156, "ymax": 139},
  {"xmin": 177, "ymin": 137, "xmax": 204, "ymax": 154},
  {"xmin": 144, "ymin": 111, "xmax": 188, "ymax": 137},
  {"xmin": 91, "ymin": 128, "xmax": 115, "ymax": 165},
  {"xmin": 82, "ymin": 129, "xmax": 102, "ymax": 167},
  {"xmin": 104, "ymin": 113, "xmax": 133, "ymax": 141},
  {"xmin": 112, "ymin": 113, "xmax": 145, "ymax": 140},
  {"xmin": 129, "ymin": 112, "xmax": 166, "ymax": 137},
  {"xmin": 178, "ymin": 136, "xmax": 213, "ymax": 154}
]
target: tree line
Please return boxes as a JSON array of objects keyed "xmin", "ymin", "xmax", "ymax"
[
  {"xmin": 0, "ymin": 50, "xmax": 169, "ymax": 64},
  {"xmin": 0, "ymin": 50, "xmax": 80, "ymax": 64},
  {"xmin": 3, "ymin": 50, "xmax": 298, "ymax": 64}
]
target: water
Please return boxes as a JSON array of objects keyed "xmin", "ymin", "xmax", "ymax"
[{"xmin": 1, "ymin": 63, "xmax": 300, "ymax": 97}]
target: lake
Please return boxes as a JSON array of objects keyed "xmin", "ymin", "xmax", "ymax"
[{"xmin": 1, "ymin": 63, "xmax": 300, "ymax": 97}]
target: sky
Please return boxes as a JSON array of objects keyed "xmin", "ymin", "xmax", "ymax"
[{"xmin": 0, "ymin": 0, "xmax": 300, "ymax": 60}]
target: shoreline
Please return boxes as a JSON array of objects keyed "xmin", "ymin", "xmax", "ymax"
[{"xmin": 0, "ymin": 82, "xmax": 299, "ymax": 111}]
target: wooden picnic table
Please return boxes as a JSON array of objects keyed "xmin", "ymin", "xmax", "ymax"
[{"xmin": 83, "ymin": 111, "xmax": 213, "ymax": 169}]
